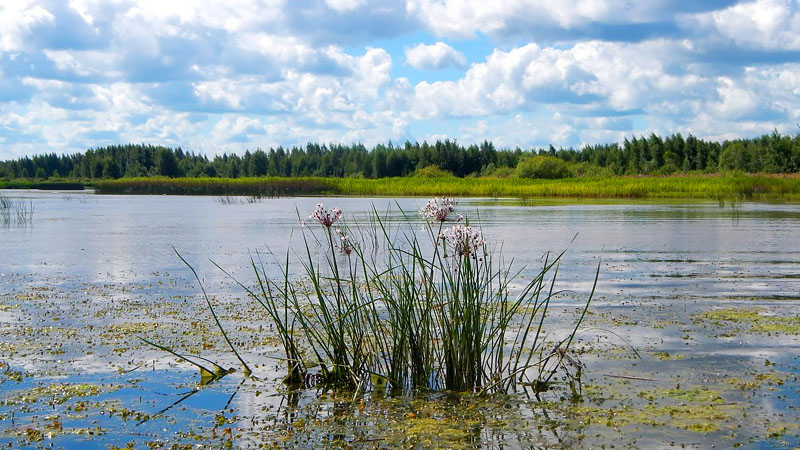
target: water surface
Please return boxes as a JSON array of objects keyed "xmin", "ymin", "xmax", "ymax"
[{"xmin": 1, "ymin": 191, "xmax": 799, "ymax": 448}]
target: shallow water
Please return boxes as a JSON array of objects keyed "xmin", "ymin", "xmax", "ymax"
[{"xmin": 1, "ymin": 191, "xmax": 799, "ymax": 448}]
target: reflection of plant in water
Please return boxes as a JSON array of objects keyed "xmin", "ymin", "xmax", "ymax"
[{"xmin": 251, "ymin": 388, "xmax": 586, "ymax": 448}]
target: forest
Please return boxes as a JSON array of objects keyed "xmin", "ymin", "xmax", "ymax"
[{"xmin": 1, "ymin": 131, "xmax": 799, "ymax": 181}]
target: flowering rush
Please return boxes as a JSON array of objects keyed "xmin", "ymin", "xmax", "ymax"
[
  {"xmin": 334, "ymin": 228, "xmax": 357, "ymax": 256},
  {"xmin": 441, "ymin": 225, "xmax": 486, "ymax": 259},
  {"xmin": 309, "ymin": 203, "xmax": 342, "ymax": 227},
  {"xmin": 421, "ymin": 197, "xmax": 463, "ymax": 223}
]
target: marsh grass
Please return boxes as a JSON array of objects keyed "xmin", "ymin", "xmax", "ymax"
[
  {"xmin": 168, "ymin": 199, "xmax": 598, "ymax": 398},
  {"xmin": 97, "ymin": 176, "xmax": 333, "ymax": 196},
  {"xmin": 216, "ymin": 195, "xmax": 264, "ymax": 204},
  {"xmin": 0, "ymin": 193, "xmax": 34, "ymax": 226},
  {"xmin": 96, "ymin": 174, "xmax": 800, "ymax": 200}
]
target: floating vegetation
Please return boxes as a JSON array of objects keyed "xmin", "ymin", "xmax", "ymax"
[
  {"xmin": 1, "ymin": 383, "xmax": 120, "ymax": 407},
  {"xmin": 0, "ymin": 193, "xmax": 34, "ymax": 226},
  {"xmin": 653, "ymin": 351, "xmax": 684, "ymax": 360},
  {"xmin": 693, "ymin": 307, "xmax": 800, "ymax": 335}
]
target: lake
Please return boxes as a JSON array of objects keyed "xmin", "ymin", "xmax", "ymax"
[{"xmin": 1, "ymin": 190, "xmax": 799, "ymax": 448}]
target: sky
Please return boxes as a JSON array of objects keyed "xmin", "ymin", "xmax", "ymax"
[{"xmin": 0, "ymin": 0, "xmax": 799, "ymax": 160}]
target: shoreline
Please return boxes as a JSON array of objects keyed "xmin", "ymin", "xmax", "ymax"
[{"xmin": 2, "ymin": 173, "xmax": 800, "ymax": 201}]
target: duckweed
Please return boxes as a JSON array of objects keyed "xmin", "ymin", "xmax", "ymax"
[{"xmin": 694, "ymin": 307, "xmax": 800, "ymax": 335}]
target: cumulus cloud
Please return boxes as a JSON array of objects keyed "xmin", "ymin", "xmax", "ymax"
[
  {"xmin": 404, "ymin": 0, "xmax": 731, "ymax": 41},
  {"xmin": 409, "ymin": 40, "xmax": 697, "ymax": 119},
  {"xmin": 0, "ymin": 0, "xmax": 799, "ymax": 159},
  {"xmin": 405, "ymin": 42, "xmax": 466, "ymax": 69},
  {"xmin": 0, "ymin": 1, "xmax": 55, "ymax": 52},
  {"xmin": 691, "ymin": 0, "xmax": 800, "ymax": 50}
]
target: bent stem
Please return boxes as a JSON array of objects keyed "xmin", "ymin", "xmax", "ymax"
[
  {"xmin": 138, "ymin": 337, "xmax": 229, "ymax": 383},
  {"xmin": 173, "ymin": 246, "xmax": 252, "ymax": 377}
]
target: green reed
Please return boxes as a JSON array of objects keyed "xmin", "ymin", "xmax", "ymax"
[
  {"xmin": 0, "ymin": 193, "xmax": 34, "ymax": 226},
  {"xmin": 203, "ymin": 199, "xmax": 596, "ymax": 395},
  {"xmin": 96, "ymin": 174, "xmax": 800, "ymax": 201}
]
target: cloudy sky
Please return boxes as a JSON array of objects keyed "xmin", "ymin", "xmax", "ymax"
[{"xmin": 1, "ymin": 0, "xmax": 799, "ymax": 159}]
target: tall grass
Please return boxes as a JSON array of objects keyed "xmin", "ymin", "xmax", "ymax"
[
  {"xmin": 188, "ymin": 199, "xmax": 596, "ymax": 395},
  {"xmin": 97, "ymin": 174, "xmax": 800, "ymax": 201},
  {"xmin": 96, "ymin": 176, "xmax": 335, "ymax": 196},
  {"xmin": 0, "ymin": 194, "xmax": 34, "ymax": 226},
  {"xmin": 0, "ymin": 180, "xmax": 84, "ymax": 190}
]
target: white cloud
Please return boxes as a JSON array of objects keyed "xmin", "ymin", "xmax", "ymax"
[
  {"xmin": 408, "ymin": 39, "xmax": 722, "ymax": 121},
  {"xmin": 405, "ymin": 42, "xmax": 466, "ymax": 69},
  {"xmin": 0, "ymin": 1, "xmax": 55, "ymax": 52},
  {"xmin": 2, "ymin": 0, "xmax": 800, "ymax": 159},
  {"xmin": 405, "ymin": 0, "xmax": 671, "ymax": 39},
  {"xmin": 117, "ymin": 0, "xmax": 286, "ymax": 34},
  {"xmin": 692, "ymin": 0, "xmax": 800, "ymax": 50},
  {"xmin": 325, "ymin": 0, "xmax": 368, "ymax": 13}
]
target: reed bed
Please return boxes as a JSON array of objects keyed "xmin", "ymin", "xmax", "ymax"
[
  {"xmin": 215, "ymin": 195, "xmax": 264, "ymax": 205},
  {"xmin": 0, "ymin": 193, "xmax": 34, "ymax": 226},
  {"xmin": 96, "ymin": 176, "xmax": 335, "ymax": 196},
  {"xmin": 0, "ymin": 180, "xmax": 84, "ymax": 190},
  {"xmin": 96, "ymin": 174, "xmax": 800, "ymax": 200},
  {"xmin": 170, "ymin": 199, "xmax": 596, "ymax": 398}
]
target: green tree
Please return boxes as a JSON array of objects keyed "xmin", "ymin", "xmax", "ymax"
[
  {"xmin": 155, "ymin": 148, "xmax": 181, "ymax": 177},
  {"xmin": 516, "ymin": 155, "xmax": 571, "ymax": 179}
]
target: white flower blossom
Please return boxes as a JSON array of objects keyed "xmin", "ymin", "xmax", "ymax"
[
  {"xmin": 309, "ymin": 204, "xmax": 342, "ymax": 227},
  {"xmin": 421, "ymin": 197, "xmax": 462, "ymax": 222},
  {"xmin": 441, "ymin": 225, "xmax": 486, "ymax": 259},
  {"xmin": 334, "ymin": 228, "xmax": 357, "ymax": 256}
]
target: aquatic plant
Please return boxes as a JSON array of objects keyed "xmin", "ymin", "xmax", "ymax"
[
  {"xmin": 0, "ymin": 193, "xmax": 34, "ymax": 226},
  {"xmin": 96, "ymin": 174, "xmax": 800, "ymax": 201},
  {"xmin": 420, "ymin": 197, "xmax": 462, "ymax": 222},
  {"xmin": 215, "ymin": 195, "xmax": 263, "ymax": 204},
  {"xmin": 193, "ymin": 199, "xmax": 597, "ymax": 395}
]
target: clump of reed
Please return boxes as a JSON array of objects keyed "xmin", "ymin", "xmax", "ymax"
[
  {"xmin": 216, "ymin": 195, "xmax": 264, "ymax": 205},
  {"xmin": 0, "ymin": 193, "xmax": 34, "ymax": 226},
  {"xmin": 201, "ymin": 198, "xmax": 597, "ymax": 396}
]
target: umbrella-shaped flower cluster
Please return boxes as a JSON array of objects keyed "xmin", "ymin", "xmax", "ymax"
[
  {"xmin": 421, "ymin": 197, "xmax": 462, "ymax": 223},
  {"xmin": 441, "ymin": 224, "xmax": 486, "ymax": 259},
  {"xmin": 310, "ymin": 203, "xmax": 342, "ymax": 227}
]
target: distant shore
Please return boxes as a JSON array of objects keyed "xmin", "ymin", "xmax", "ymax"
[{"xmin": 3, "ymin": 173, "xmax": 798, "ymax": 201}]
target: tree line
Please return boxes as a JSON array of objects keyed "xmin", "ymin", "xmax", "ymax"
[{"xmin": 1, "ymin": 131, "xmax": 798, "ymax": 180}]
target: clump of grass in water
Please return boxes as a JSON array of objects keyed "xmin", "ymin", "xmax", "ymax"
[
  {"xmin": 0, "ymin": 193, "xmax": 34, "ymax": 226},
  {"xmin": 216, "ymin": 194, "xmax": 264, "ymax": 205},
  {"xmin": 175, "ymin": 197, "xmax": 597, "ymax": 396}
]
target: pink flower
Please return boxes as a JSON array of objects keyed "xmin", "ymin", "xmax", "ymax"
[
  {"xmin": 421, "ymin": 197, "xmax": 461, "ymax": 222},
  {"xmin": 441, "ymin": 225, "xmax": 486, "ymax": 259},
  {"xmin": 334, "ymin": 228, "xmax": 357, "ymax": 256},
  {"xmin": 309, "ymin": 204, "xmax": 342, "ymax": 227}
]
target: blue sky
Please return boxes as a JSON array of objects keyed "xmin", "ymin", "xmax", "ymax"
[{"xmin": 0, "ymin": 0, "xmax": 799, "ymax": 159}]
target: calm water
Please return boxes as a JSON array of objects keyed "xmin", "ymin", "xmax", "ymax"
[{"xmin": 1, "ymin": 190, "xmax": 799, "ymax": 448}]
